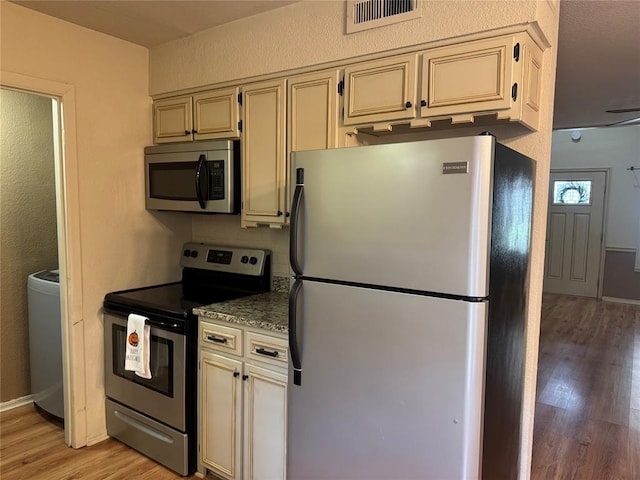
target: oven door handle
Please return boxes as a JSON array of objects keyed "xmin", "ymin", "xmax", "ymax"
[
  {"xmin": 195, "ymin": 154, "xmax": 208, "ymax": 209},
  {"xmin": 148, "ymin": 319, "xmax": 181, "ymax": 330}
]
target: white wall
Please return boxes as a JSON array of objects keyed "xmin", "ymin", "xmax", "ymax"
[
  {"xmin": 551, "ymin": 125, "xmax": 640, "ymax": 250},
  {"xmin": 151, "ymin": 2, "xmax": 560, "ymax": 478},
  {"xmin": 0, "ymin": 2, "xmax": 191, "ymax": 444},
  {"xmin": 0, "ymin": 89, "xmax": 58, "ymax": 402},
  {"xmin": 150, "ymin": 0, "xmax": 542, "ymax": 95}
]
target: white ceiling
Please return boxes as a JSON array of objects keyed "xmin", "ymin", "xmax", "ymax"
[{"xmin": 10, "ymin": 0, "xmax": 640, "ymax": 129}]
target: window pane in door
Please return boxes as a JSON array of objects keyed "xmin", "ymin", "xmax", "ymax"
[{"xmin": 552, "ymin": 180, "xmax": 592, "ymax": 205}]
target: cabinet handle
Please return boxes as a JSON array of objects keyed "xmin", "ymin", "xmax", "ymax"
[
  {"xmin": 233, "ymin": 371, "xmax": 240, "ymax": 378},
  {"xmin": 207, "ymin": 335, "xmax": 228, "ymax": 344},
  {"xmin": 184, "ymin": 130, "xmax": 190, "ymax": 135},
  {"xmin": 192, "ymin": 129, "xmax": 198, "ymax": 134},
  {"xmin": 405, "ymin": 101, "xmax": 413, "ymax": 108},
  {"xmin": 242, "ymin": 375, "xmax": 249, "ymax": 381},
  {"xmin": 256, "ymin": 347, "xmax": 279, "ymax": 358},
  {"xmin": 277, "ymin": 210, "xmax": 283, "ymax": 216},
  {"xmin": 420, "ymin": 99, "xmax": 427, "ymax": 107}
]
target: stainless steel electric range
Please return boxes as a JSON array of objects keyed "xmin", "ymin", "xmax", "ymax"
[{"xmin": 103, "ymin": 243, "xmax": 271, "ymax": 475}]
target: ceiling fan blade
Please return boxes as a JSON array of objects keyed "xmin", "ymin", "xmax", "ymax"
[
  {"xmin": 606, "ymin": 116, "xmax": 640, "ymax": 127},
  {"xmin": 606, "ymin": 108, "xmax": 640, "ymax": 114}
]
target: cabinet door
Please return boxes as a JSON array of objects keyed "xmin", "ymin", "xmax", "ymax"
[
  {"xmin": 153, "ymin": 95, "xmax": 193, "ymax": 143},
  {"xmin": 511, "ymin": 34, "xmax": 543, "ymax": 131},
  {"xmin": 193, "ymin": 87, "xmax": 241, "ymax": 140},
  {"xmin": 287, "ymin": 69, "xmax": 340, "ymax": 153},
  {"xmin": 241, "ymin": 79, "xmax": 287, "ymax": 228},
  {"xmin": 243, "ymin": 363, "xmax": 287, "ymax": 480},
  {"xmin": 200, "ymin": 351, "xmax": 243, "ymax": 480},
  {"xmin": 343, "ymin": 54, "xmax": 417, "ymax": 126},
  {"xmin": 420, "ymin": 36, "xmax": 516, "ymax": 121}
]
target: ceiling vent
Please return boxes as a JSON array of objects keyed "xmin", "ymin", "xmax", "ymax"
[{"xmin": 346, "ymin": 0, "xmax": 422, "ymax": 34}]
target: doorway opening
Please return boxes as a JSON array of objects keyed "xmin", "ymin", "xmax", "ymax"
[
  {"xmin": 543, "ymin": 169, "xmax": 609, "ymax": 298},
  {"xmin": 0, "ymin": 72, "xmax": 85, "ymax": 448}
]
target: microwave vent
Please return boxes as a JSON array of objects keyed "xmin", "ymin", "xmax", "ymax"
[{"xmin": 346, "ymin": 0, "xmax": 422, "ymax": 34}]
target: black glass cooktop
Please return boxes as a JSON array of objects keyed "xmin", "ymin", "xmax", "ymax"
[{"xmin": 103, "ymin": 282, "xmax": 244, "ymax": 321}]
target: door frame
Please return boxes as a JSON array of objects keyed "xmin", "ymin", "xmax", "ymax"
[
  {"xmin": 547, "ymin": 167, "xmax": 610, "ymax": 298},
  {"xmin": 1, "ymin": 71, "xmax": 86, "ymax": 447}
]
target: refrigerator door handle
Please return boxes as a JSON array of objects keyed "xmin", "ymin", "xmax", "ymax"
[
  {"xmin": 289, "ymin": 168, "xmax": 304, "ymax": 276},
  {"xmin": 288, "ymin": 277, "xmax": 303, "ymax": 385}
]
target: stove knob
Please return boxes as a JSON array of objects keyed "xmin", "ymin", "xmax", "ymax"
[
  {"xmin": 190, "ymin": 250, "xmax": 198, "ymax": 258},
  {"xmin": 249, "ymin": 256, "xmax": 258, "ymax": 265},
  {"xmin": 183, "ymin": 249, "xmax": 191, "ymax": 257},
  {"xmin": 241, "ymin": 255, "xmax": 249, "ymax": 264}
]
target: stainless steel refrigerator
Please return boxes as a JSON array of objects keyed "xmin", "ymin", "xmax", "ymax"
[{"xmin": 288, "ymin": 135, "xmax": 534, "ymax": 479}]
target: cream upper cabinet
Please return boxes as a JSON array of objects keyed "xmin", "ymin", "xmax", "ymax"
[
  {"xmin": 287, "ymin": 69, "xmax": 340, "ymax": 153},
  {"xmin": 192, "ymin": 87, "xmax": 241, "ymax": 140},
  {"xmin": 343, "ymin": 54, "xmax": 418, "ymax": 127},
  {"xmin": 241, "ymin": 79, "xmax": 287, "ymax": 228},
  {"xmin": 153, "ymin": 87, "xmax": 241, "ymax": 143},
  {"xmin": 420, "ymin": 33, "xmax": 543, "ymax": 130},
  {"xmin": 153, "ymin": 95, "xmax": 193, "ymax": 143}
]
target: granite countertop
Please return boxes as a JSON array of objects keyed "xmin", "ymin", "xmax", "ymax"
[{"xmin": 193, "ymin": 277, "xmax": 289, "ymax": 334}]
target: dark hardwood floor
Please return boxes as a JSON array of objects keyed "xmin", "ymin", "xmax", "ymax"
[
  {"xmin": 1, "ymin": 294, "xmax": 638, "ymax": 479},
  {"xmin": 531, "ymin": 294, "xmax": 640, "ymax": 480}
]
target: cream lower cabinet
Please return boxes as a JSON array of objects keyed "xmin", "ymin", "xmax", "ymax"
[
  {"xmin": 241, "ymin": 79, "xmax": 287, "ymax": 228},
  {"xmin": 242, "ymin": 363, "xmax": 287, "ymax": 480},
  {"xmin": 199, "ymin": 320, "xmax": 288, "ymax": 480},
  {"xmin": 200, "ymin": 351, "xmax": 243, "ymax": 480},
  {"xmin": 153, "ymin": 87, "xmax": 241, "ymax": 143}
]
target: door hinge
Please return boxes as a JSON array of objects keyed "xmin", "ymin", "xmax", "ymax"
[
  {"xmin": 511, "ymin": 83, "xmax": 518, "ymax": 101},
  {"xmin": 513, "ymin": 43, "xmax": 520, "ymax": 62},
  {"xmin": 238, "ymin": 92, "xmax": 243, "ymax": 105},
  {"xmin": 238, "ymin": 120, "xmax": 243, "ymax": 132},
  {"xmin": 338, "ymin": 77, "xmax": 344, "ymax": 96}
]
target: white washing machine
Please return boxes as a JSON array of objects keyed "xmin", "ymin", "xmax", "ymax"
[{"xmin": 27, "ymin": 269, "xmax": 64, "ymax": 421}]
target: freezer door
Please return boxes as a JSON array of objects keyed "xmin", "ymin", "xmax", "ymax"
[
  {"xmin": 290, "ymin": 136, "xmax": 494, "ymax": 297},
  {"xmin": 287, "ymin": 280, "xmax": 487, "ymax": 479}
]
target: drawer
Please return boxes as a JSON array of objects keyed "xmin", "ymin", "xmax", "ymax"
[
  {"xmin": 199, "ymin": 321, "xmax": 243, "ymax": 356},
  {"xmin": 245, "ymin": 331, "xmax": 288, "ymax": 368}
]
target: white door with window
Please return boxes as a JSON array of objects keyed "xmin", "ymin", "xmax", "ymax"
[{"xmin": 544, "ymin": 170, "xmax": 607, "ymax": 297}]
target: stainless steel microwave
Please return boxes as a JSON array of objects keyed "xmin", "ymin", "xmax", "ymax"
[{"xmin": 144, "ymin": 140, "xmax": 239, "ymax": 213}]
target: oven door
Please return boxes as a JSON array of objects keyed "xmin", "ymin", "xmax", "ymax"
[{"xmin": 104, "ymin": 312, "xmax": 186, "ymax": 431}]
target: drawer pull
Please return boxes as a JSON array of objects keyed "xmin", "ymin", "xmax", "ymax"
[
  {"xmin": 207, "ymin": 335, "xmax": 228, "ymax": 344},
  {"xmin": 256, "ymin": 347, "xmax": 279, "ymax": 358}
]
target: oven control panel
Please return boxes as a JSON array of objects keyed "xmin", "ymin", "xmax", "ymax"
[{"xmin": 180, "ymin": 243, "xmax": 269, "ymax": 276}]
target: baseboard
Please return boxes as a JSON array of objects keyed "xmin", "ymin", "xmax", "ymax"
[
  {"xmin": 86, "ymin": 430, "xmax": 109, "ymax": 446},
  {"xmin": 0, "ymin": 394, "xmax": 33, "ymax": 413},
  {"xmin": 602, "ymin": 296, "xmax": 640, "ymax": 306}
]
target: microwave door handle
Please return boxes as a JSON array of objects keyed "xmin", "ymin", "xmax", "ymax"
[{"xmin": 195, "ymin": 154, "xmax": 208, "ymax": 209}]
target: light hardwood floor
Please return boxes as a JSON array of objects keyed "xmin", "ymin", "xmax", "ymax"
[
  {"xmin": 0, "ymin": 404, "xmax": 199, "ymax": 479},
  {"xmin": 531, "ymin": 294, "xmax": 640, "ymax": 480},
  {"xmin": 1, "ymin": 294, "xmax": 638, "ymax": 479}
]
